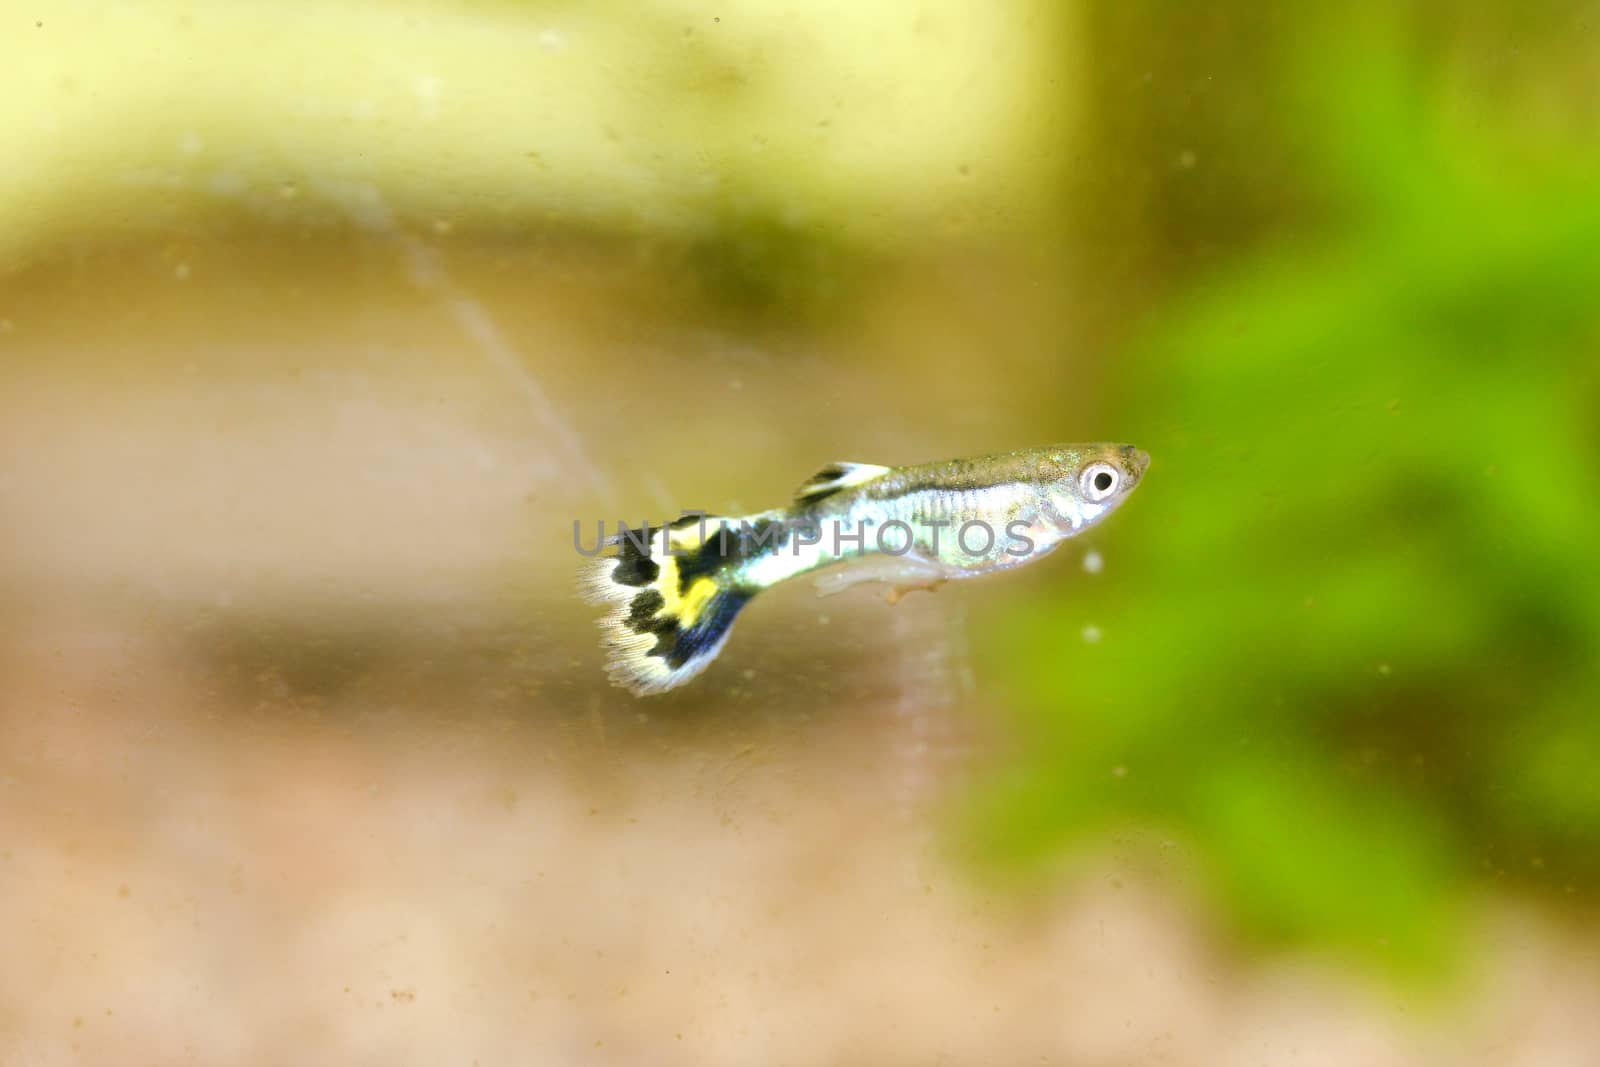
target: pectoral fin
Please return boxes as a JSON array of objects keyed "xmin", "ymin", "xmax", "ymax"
[{"xmin": 813, "ymin": 554, "xmax": 949, "ymax": 599}]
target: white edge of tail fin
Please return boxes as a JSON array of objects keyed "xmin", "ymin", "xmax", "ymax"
[{"xmin": 597, "ymin": 615, "xmax": 735, "ymax": 696}]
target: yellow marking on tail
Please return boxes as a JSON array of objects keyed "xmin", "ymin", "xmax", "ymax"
[
  {"xmin": 666, "ymin": 524, "xmax": 710, "ymax": 554},
  {"xmin": 646, "ymin": 527, "xmax": 726, "ymax": 628},
  {"xmin": 677, "ymin": 577, "xmax": 720, "ymax": 629},
  {"xmin": 652, "ymin": 556, "xmax": 684, "ymax": 617}
]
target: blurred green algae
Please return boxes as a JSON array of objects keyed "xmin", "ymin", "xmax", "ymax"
[{"xmin": 973, "ymin": 8, "xmax": 1600, "ymax": 983}]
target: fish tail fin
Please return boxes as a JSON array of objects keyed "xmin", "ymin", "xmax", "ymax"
[{"xmin": 581, "ymin": 517, "xmax": 761, "ymax": 696}]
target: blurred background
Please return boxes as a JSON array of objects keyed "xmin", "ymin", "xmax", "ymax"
[{"xmin": 4, "ymin": 1, "xmax": 1600, "ymax": 1063}]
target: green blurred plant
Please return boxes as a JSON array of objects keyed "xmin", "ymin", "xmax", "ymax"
[{"xmin": 971, "ymin": 11, "xmax": 1600, "ymax": 983}]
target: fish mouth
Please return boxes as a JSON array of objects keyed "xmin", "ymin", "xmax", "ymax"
[{"xmin": 1119, "ymin": 444, "xmax": 1151, "ymax": 478}]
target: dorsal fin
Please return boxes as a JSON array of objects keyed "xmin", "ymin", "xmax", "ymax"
[{"xmin": 794, "ymin": 461, "xmax": 891, "ymax": 505}]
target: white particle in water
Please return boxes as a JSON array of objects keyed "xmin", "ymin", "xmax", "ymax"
[
  {"xmin": 1081, "ymin": 625, "xmax": 1102, "ymax": 644},
  {"xmin": 1083, "ymin": 549, "xmax": 1103, "ymax": 575},
  {"xmin": 413, "ymin": 74, "xmax": 443, "ymax": 119}
]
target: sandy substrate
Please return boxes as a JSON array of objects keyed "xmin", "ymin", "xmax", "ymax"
[{"xmin": 2, "ymin": 608, "xmax": 1598, "ymax": 1067}]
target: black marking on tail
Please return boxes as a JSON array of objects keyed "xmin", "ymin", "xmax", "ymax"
[
  {"xmin": 663, "ymin": 590, "xmax": 749, "ymax": 668},
  {"xmin": 619, "ymin": 585, "xmax": 751, "ymax": 670},
  {"xmin": 613, "ymin": 555, "xmax": 659, "ymax": 587},
  {"xmin": 624, "ymin": 589, "xmax": 667, "ymax": 630},
  {"xmin": 619, "ymin": 587, "xmax": 678, "ymax": 656},
  {"xmin": 611, "ymin": 522, "xmax": 661, "ymax": 587},
  {"xmin": 675, "ymin": 518, "xmax": 788, "ymax": 593}
]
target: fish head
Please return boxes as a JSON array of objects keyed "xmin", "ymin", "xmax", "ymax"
[{"xmin": 1039, "ymin": 442, "xmax": 1150, "ymax": 534}]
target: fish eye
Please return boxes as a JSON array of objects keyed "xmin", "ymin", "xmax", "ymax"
[{"xmin": 1081, "ymin": 463, "xmax": 1119, "ymax": 501}]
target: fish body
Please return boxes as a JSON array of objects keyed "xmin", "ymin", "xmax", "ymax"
[{"xmin": 582, "ymin": 443, "xmax": 1149, "ymax": 695}]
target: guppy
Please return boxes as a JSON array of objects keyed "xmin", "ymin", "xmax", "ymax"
[{"xmin": 582, "ymin": 443, "xmax": 1150, "ymax": 696}]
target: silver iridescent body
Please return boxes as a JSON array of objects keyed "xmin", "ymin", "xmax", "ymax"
[{"xmin": 730, "ymin": 442, "xmax": 1151, "ymax": 599}]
